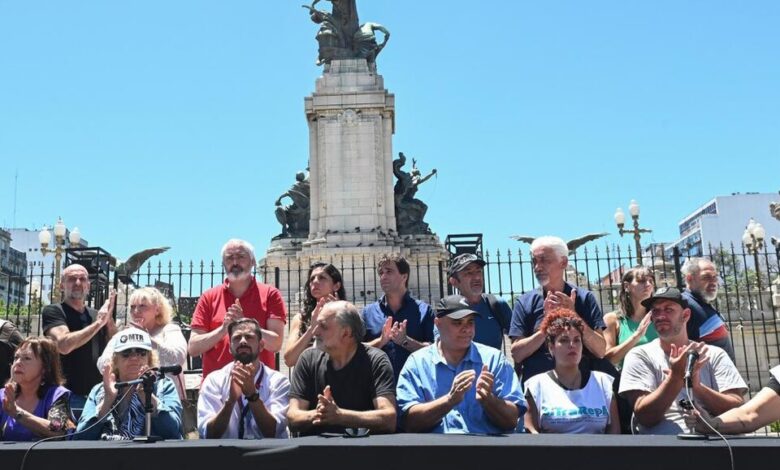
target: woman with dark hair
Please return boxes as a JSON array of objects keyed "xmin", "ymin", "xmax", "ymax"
[
  {"xmin": 524, "ymin": 308, "xmax": 619, "ymax": 434},
  {"xmin": 603, "ymin": 267, "xmax": 658, "ymax": 367},
  {"xmin": 283, "ymin": 263, "xmax": 346, "ymax": 367},
  {"xmin": 1, "ymin": 337, "xmax": 74, "ymax": 441}
]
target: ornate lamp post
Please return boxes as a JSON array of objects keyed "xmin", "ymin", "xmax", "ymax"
[
  {"xmin": 614, "ymin": 200, "xmax": 652, "ymax": 266},
  {"xmin": 742, "ymin": 218, "xmax": 765, "ymax": 291},
  {"xmin": 38, "ymin": 217, "xmax": 81, "ymax": 302}
]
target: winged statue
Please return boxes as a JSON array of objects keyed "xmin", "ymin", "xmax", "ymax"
[{"xmin": 510, "ymin": 233, "xmax": 609, "ymax": 254}]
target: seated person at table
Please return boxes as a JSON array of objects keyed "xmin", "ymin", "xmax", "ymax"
[
  {"xmin": 1, "ymin": 337, "xmax": 74, "ymax": 441},
  {"xmin": 396, "ymin": 295, "xmax": 525, "ymax": 434},
  {"xmin": 75, "ymin": 327, "xmax": 182, "ymax": 440},
  {"xmin": 524, "ymin": 308, "xmax": 620, "ymax": 434},
  {"xmin": 619, "ymin": 287, "xmax": 745, "ymax": 434},
  {"xmin": 287, "ymin": 301, "xmax": 396, "ymax": 436},
  {"xmin": 685, "ymin": 364, "xmax": 780, "ymax": 435},
  {"xmin": 198, "ymin": 318, "xmax": 290, "ymax": 439}
]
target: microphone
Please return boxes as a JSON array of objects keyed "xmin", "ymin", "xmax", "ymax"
[
  {"xmin": 154, "ymin": 365, "xmax": 182, "ymax": 375},
  {"xmin": 684, "ymin": 351, "xmax": 700, "ymax": 387}
]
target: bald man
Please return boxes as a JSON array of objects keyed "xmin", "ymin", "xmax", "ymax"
[{"xmin": 42, "ymin": 264, "xmax": 117, "ymax": 412}]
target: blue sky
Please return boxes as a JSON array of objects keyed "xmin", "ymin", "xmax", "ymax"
[{"xmin": 1, "ymin": 1, "xmax": 778, "ymax": 264}]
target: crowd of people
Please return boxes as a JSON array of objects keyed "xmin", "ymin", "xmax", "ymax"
[{"xmin": 1, "ymin": 236, "xmax": 778, "ymax": 442}]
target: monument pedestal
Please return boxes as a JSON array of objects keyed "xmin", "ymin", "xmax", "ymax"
[{"xmin": 263, "ymin": 59, "xmax": 448, "ymax": 312}]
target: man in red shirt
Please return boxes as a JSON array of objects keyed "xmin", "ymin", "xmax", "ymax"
[{"xmin": 188, "ymin": 239, "xmax": 287, "ymax": 378}]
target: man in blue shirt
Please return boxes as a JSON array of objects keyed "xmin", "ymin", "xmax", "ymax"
[
  {"xmin": 509, "ymin": 236, "xmax": 607, "ymax": 382},
  {"xmin": 680, "ymin": 258, "xmax": 735, "ymax": 361},
  {"xmin": 362, "ymin": 254, "xmax": 435, "ymax": 379},
  {"xmin": 396, "ymin": 295, "xmax": 525, "ymax": 434},
  {"xmin": 445, "ymin": 253, "xmax": 512, "ymax": 350}
]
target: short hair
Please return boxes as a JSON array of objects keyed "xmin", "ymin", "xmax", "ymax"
[
  {"xmin": 378, "ymin": 253, "xmax": 410, "ymax": 287},
  {"xmin": 61, "ymin": 263, "xmax": 89, "ymax": 280},
  {"xmin": 221, "ymin": 239, "xmax": 256, "ymax": 263},
  {"xmin": 330, "ymin": 301, "xmax": 365, "ymax": 343},
  {"xmin": 228, "ymin": 317, "xmax": 263, "ymax": 339},
  {"xmin": 530, "ymin": 236, "xmax": 569, "ymax": 260},
  {"xmin": 129, "ymin": 287, "xmax": 173, "ymax": 327},
  {"xmin": 617, "ymin": 266, "xmax": 656, "ymax": 319},
  {"xmin": 539, "ymin": 308, "xmax": 584, "ymax": 344},
  {"xmin": 14, "ymin": 337, "xmax": 65, "ymax": 398},
  {"xmin": 681, "ymin": 257, "xmax": 716, "ymax": 282}
]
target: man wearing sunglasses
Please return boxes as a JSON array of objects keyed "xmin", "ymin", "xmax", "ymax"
[{"xmin": 197, "ymin": 318, "xmax": 290, "ymax": 439}]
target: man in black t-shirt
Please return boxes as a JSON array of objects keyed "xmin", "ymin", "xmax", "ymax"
[
  {"xmin": 287, "ymin": 300, "xmax": 396, "ymax": 436},
  {"xmin": 42, "ymin": 264, "xmax": 116, "ymax": 413}
]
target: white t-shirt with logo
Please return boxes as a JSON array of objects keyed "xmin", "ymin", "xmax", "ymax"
[{"xmin": 526, "ymin": 370, "xmax": 614, "ymax": 434}]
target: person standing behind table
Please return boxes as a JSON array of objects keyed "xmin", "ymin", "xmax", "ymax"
[
  {"xmin": 284, "ymin": 263, "xmax": 346, "ymax": 368},
  {"xmin": 362, "ymin": 254, "xmax": 434, "ymax": 380},
  {"xmin": 188, "ymin": 239, "xmax": 287, "ymax": 378},
  {"xmin": 510, "ymin": 236, "xmax": 607, "ymax": 383},
  {"xmin": 98, "ymin": 287, "xmax": 188, "ymax": 398},
  {"xmin": 524, "ymin": 309, "xmax": 620, "ymax": 434},
  {"xmin": 42, "ymin": 264, "xmax": 117, "ymax": 416},
  {"xmin": 681, "ymin": 258, "xmax": 735, "ymax": 361},
  {"xmin": 443, "ymin": 253, "xmax": 511, "ymax": 351}
]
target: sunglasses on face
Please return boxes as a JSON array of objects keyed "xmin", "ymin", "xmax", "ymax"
[{"xmin": 120, "ymin": 348, "xmax": 149, "ymax": 358}]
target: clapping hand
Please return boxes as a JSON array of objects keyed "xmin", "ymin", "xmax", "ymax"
[
  {"xmin": 313, "ymin": 385, "xmax": 341, "ymax": 425},
  {"xmin": 2, "ymin": 382, "xmax": 18, "ymax": 416},
  {"xmin": 475, "ymin": 365, "xmax": 495, "ymax": 404},
  {"xmin": 447, "ymin": 370, "xmax": 476, "ymax": 406}
]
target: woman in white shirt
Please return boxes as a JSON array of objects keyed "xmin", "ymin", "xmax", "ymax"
[
  {"xmin": 98, "ymin": 287, "xmax": 188, "ymax": 398},
  {"xmin": 524, "ymin": 308, "xmax": 620, "ymax": 434}
]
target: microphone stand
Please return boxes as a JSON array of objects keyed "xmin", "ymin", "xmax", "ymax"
[
  {"xmin": 677, "ymin": 373, "xmax": 707, "ymax": 440},
  {"xmin": 133, "ymin": 372, "xmax": 163, "ymax": 443}
]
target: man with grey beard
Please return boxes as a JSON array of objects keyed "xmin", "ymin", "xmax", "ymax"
[
  {"xmin": 189, "ymin": 239, "xmax": 287, "ymax": 378},
  {"xmin": 681, "ymin": 258, "xmax": 735, "ymax": 361},
  {"xmin": 287, "ymin": 301, "xmax": 397, "ymax": 436},
  {"xmin": 198, "ymin": 318, "xmax": 290, "ymax": 439}
]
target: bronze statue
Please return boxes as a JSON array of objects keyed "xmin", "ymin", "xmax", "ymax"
[
  {"xmin": 275, "ymin": 171, "xmax": 311, "ymax": 239},
  {"xmin": 302, "ymin": 0, "xmax": 390, "ymax": 66},
  {"xmin": 510, "ymin": 233, "xmax": 609, "ymax": 254},
  {"xmin": 393, "ymin": 152, "xmax": 437, "ymax": 235}
]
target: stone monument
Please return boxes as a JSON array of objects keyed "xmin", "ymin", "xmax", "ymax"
[{"xmin": 263, "ymin": 1, "xmax": 448, "ymax": 310}]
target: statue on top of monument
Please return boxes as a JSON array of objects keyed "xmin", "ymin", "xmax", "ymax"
[
  {"xmin": 302, "ymin": 0, "xmax": 390, "ymax": 66},
  {"xmin": 393, "ymin": 152, "xmax": 437, "ymax": 235},
  {"xmin": 274, "ymin": 170, "xmax": 311, "ymax": 239}
]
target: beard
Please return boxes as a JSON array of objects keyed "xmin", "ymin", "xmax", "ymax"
[
  {"xmin": 226, "ymin": 266, "xmax": 251, "ymax": 282},
  {"xmin": 698, "ymin": 288, "xmax": 718, "ymax": 303},
  {"xmin": 313, "ymin": 338, "xmax": 326, "ymax": 352},
  {"xmin": 233, "ymin": 348, "xmax": 256, "ymax": 364}
]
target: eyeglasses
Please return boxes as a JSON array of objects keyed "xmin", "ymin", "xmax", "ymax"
[{"xmin": 120, "ymin": 348, "xmax": 149, "ymax": 358}]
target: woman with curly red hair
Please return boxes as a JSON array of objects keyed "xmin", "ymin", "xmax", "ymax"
[{"xmin": 524, "ymin": 308, "xmax": 620, "ymax": 434}]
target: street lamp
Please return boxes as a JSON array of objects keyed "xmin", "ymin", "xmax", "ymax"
[
  {"xmin": 614, "ymin": 199, "xmax": 653, "ymax": 266},
  {"xmin": 38, "ymin": 217, "xmax": 81, "ymax": 302},
  {"xmin": 742, "ymin": 218, "xmax": 765, "ymax": 291}
]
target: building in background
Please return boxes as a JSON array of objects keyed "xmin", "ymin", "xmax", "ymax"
[
  {"xmin": 0, "ymin": 228, "xmax": 28, "ymax": 306},
  {"xmin": 665, "ymin": 193, "xmax": 780, "ymax": 260},
  {"xmin": 8, "ymin": 228, "xmax": 88, "ymax": 304}
]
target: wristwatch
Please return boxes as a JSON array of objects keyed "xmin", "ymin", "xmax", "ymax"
[
  {"xmin": 245, "ymin": 392, "xmax": 260, "ymax": 403},
  {"xmin": 15, "ymin": 410, "xmax": 25, "ymax": 421},
  {"xmin": 402, "ymin": 339, "xmax": 410, "ymax": 348}
]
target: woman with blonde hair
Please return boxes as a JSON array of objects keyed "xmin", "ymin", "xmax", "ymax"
[{"xmin": 98, "ymin": 287, "xmax": 187, "ymax": 397}]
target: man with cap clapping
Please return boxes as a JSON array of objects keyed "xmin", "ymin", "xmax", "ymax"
[{"xmin": 396, "ymin": 295, "xmax": 525, "ymax": 434}]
